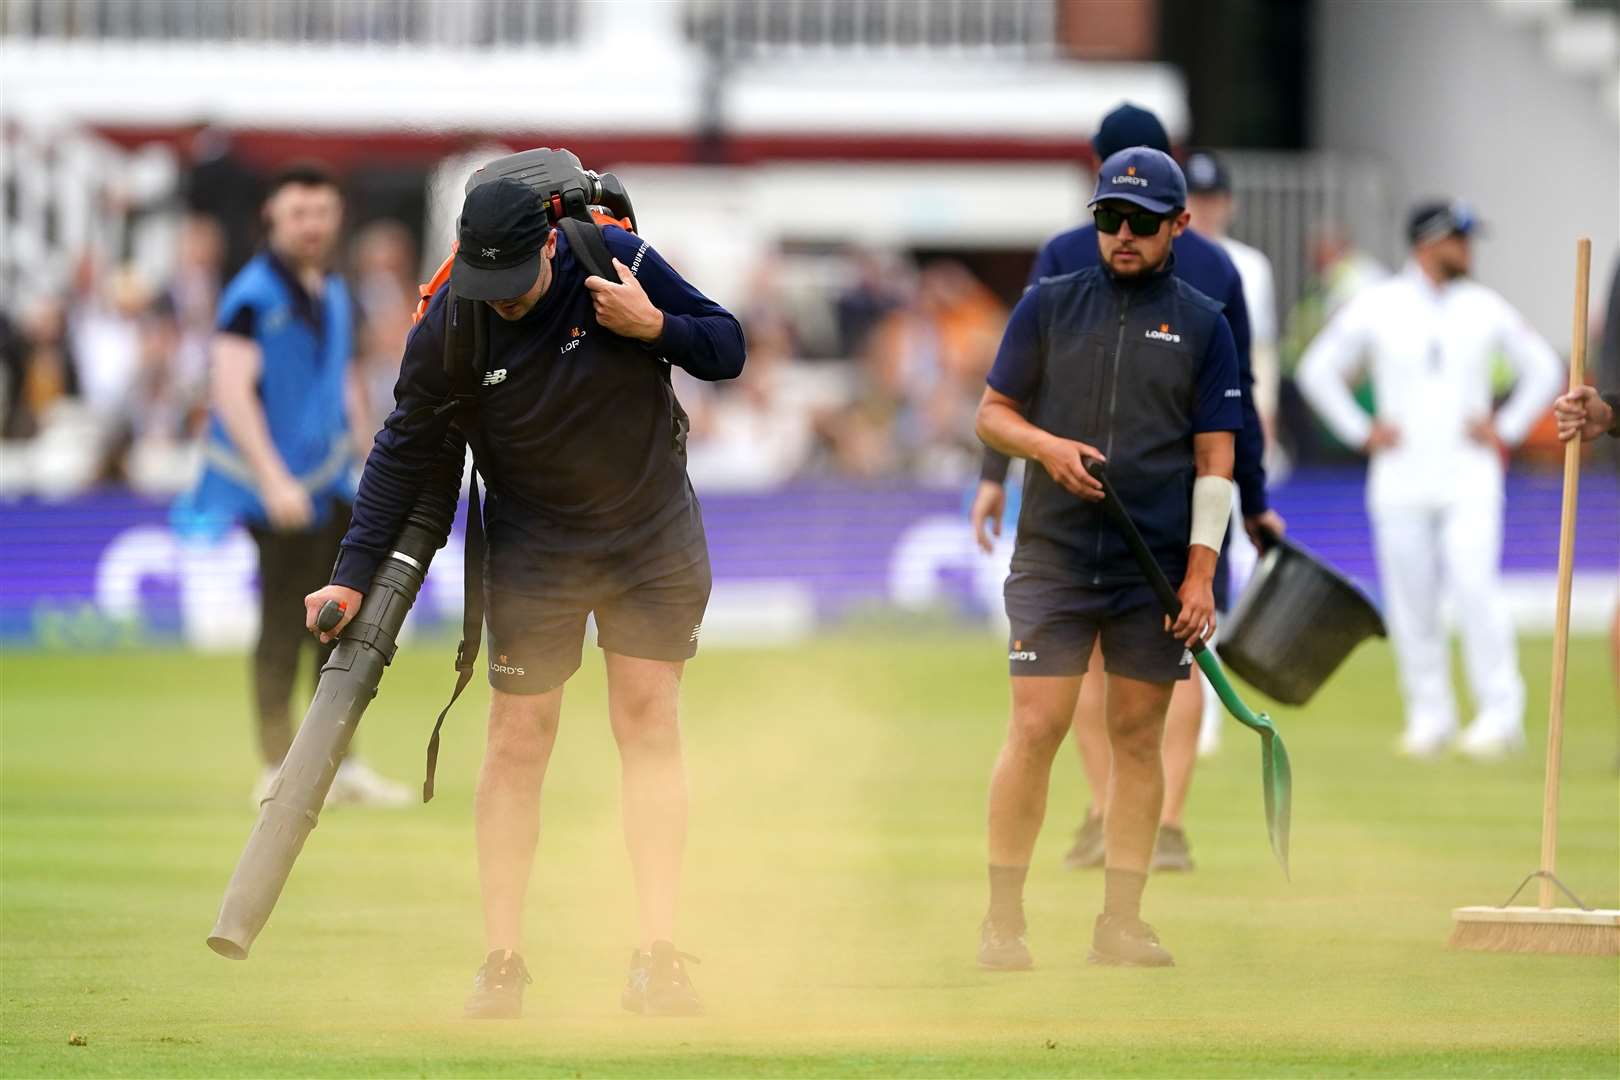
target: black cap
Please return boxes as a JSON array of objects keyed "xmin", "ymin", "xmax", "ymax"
[
  {"xmin": 451, "ymin": 178, "xmax": 552, "ymax": 301},
  {"xmin": 1407, "ymin": 199, "xmax": 1484, "ymax": 246},
  {"xmin": 1183, "ymin": 148, "xmax": 1231, "ymax": 194},
  {"xmin": 1093, "ymin": 103, "xmax": 1171, "ymax": 161}
]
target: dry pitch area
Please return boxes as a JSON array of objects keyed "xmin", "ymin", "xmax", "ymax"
[{"xmin": 2, "ymin": 632, "xmax": 1617, "ymax": 1077}]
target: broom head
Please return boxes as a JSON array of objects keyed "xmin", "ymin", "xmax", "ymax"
[{"xmin": 1449, "ymin": 905, "xmax": 1620, "ymax": 955}]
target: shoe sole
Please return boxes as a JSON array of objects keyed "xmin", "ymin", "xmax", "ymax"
[
  {"xmin": 463, "ymin": 1005, "xmax": 522, "ymax": 1019},
  {"xmin": 1150, "ymin": 857, "xmax": 1194, "ymax": 873},
  {"xmin": 977, "ymin": 960, "xmax": 1034, "ymax": 971},
  {"xmin": 1087, "ymin": 949, "xmax": 1174, "ymax": 968}
]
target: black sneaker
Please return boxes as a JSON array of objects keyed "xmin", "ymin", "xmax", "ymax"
[
  {"xmin": 1150, "ymin": 824, "xmax": 1195, "ymax": 873},
  {"xmin": 622, "ymin": 941, "xmax": 703, "ymax": 1016},
  {"xmin": 1062, "ymin": 814, "xmax": 1106, "ymax": 870},
  {"xmin": 464, "ymin": 950, "xmax": 532, "ymax": 1019},
  {"xmin": 1088, "ymin": 913, "xmax": 1175, "ymax": 967},
  {"xmin": 977, "ymin": 915, "xmax": 1034, "ymax": 971}
]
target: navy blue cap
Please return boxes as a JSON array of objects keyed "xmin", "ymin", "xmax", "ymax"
[
  {"xmin": 1093, "ymin": 103, "xmax": 1171, "ymax": 161},
  {"xmin": 1089, "ymin": 147, "xmax": 1187, "ymax": 215},
  {"xmin": 1183, "ymin": 148, "xmax": 1231, "ymax": 194},
  {"xmin": 452, "ymin": 177, "xmax": 553, "ymax": 301},
  {"xmin": 1407, "ymin": 199, "xmax": 1485, "ymax": 246}
]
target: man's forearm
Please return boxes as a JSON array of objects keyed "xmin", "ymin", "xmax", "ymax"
[
  {"xmin": 976, "ymin": 402, "xmax": 1054, "ymax": 462},
  {"xmin": 215, "ymin": 388, "xmax": 291, "ymax": 484}
]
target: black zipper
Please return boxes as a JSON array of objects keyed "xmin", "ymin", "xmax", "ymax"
[{"xmin": 1092, "ymin": 292, "xmax": 1130, "ymax": 585}]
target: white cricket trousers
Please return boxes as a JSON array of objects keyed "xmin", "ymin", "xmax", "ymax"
[{"xmin": 1371, "ymin": 499, "xmax": 1525, "ymax": 742}]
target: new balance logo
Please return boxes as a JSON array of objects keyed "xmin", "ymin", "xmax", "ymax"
[
  {"xmin": 1180, "ymin": 649, "xmax": 1194, "ymax": 666},
  {"xmin": 688, "ymin": 623, "xmax": 702, "ymax": 644},
  {"xmin": 1224, "ymin": 388, "xmax": 1242, "ymax": 398},
  {"xmin": 482, "ymin": 368, "xmax": 508, "ymax": 386}
]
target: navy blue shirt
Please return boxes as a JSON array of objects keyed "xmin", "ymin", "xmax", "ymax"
[
  {"xmin": 332, "ymin": 226, "xmax": 744, "ymax": 592},
  {"xmin": 988, "ymin": 261, "xmax": 1241, "ymax": 587},
  {"xmin": 983, "ymin": 223, "xmax": 1267, "ymax": 515}
]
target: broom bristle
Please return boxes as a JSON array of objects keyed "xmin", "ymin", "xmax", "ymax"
[{"xmin": 1448, "ymin": 918, "xmax": 1620, "ymax": 955}]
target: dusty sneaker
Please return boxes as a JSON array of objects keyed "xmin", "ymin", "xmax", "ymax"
[
  {"xmin": 977, "ymin": 915, "xmax": 1034, "ymax": 971},
  {"xmin": 464, "ymin": 950, "xmax": 532, "ymax": 1019},
  {"xmin": 622, "ymin": 941, "xmax": 703, "ymax": 1016},
  {"xmin": 1150, "ymin": 824, "xmax": 1195, "ymax": 873},
  {"xmin": 1088, "ymin": 913, "xmax": 1175, "ymax": 968},
  {"xmin": 1061, "ymin": 813, "xmax": 1106, "ymax": 870}
]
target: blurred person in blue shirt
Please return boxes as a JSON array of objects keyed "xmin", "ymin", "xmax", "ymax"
[{"xmin": 176, "ymin": 163, "xmax": 409, "ymax": 808}]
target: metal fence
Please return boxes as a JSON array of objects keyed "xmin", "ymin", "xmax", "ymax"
[
  {"xmin": 684, "ymin": 0, "xmax": 1058, "ymax": 59},
  {"xmin": 0, "ymin": 0, "xmax": 580, "ymax": 48},
  {"xmin": 1223, "ymin": 151, "xmax": 1396, "ymax": 326}
]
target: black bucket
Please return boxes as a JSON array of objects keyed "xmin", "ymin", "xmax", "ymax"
[{"xmin": 1217, "ymin": 535, "xmax": 1386, "ymax": 706}]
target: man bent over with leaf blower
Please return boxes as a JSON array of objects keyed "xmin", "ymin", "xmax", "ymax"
[
  {"xmin": 974, "ymin": 148, "xmax": 1240, "ymax": 969},
  {"xmin": 305, "ymin": 176, "xmax": 744, "ymax": 1017}
]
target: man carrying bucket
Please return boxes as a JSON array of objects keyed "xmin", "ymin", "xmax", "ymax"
[{"xmin": 973, "ymin": 148, "xmax": 1242, "ymax": 969}]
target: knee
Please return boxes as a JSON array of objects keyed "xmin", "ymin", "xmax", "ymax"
[
  {"xmin": 612, "ymin": 691, "xmax": 681, "ymax": 755},
  {"xmin": 486, "ymin": 700, "xmax": 560, "ymax": 775},
  {"xmin": 1108, "ymin": 708, "xmax": 1164, "ymax": 766},
  {"xmin": 1006, "ymin": 706, "xmax": 1069, "ymax": 760}
]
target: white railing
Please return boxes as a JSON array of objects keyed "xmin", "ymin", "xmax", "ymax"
[
  {"xmin": 0, "ymin": 0, "xmax": 580, "ymax": 48},
  {"xmin": 684, "ymin": 0, "xmax": 1058, "ymax": 59}
]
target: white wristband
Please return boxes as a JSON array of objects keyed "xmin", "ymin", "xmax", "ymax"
[{"xmin": 1190, "ymin": 475, "xmax": 1234, "ymax": 553}]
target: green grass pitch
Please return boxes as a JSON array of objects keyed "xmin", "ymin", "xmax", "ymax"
[{"xmin": 2, "ymin": 632, "xmax": 1617, "ymax": 1077}]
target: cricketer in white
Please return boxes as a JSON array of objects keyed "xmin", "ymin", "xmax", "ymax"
[{"xmin": 1297, "ymin": 208, "xmax": 1562, "ymax": 759}]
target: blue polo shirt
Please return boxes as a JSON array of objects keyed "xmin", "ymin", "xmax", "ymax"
[{"xmin": 174, "ymin": 250, "xmax": 354, "ymax": 538}]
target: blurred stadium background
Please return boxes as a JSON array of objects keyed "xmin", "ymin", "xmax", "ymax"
[{"xmin": 1, "ymin": 0, "xmax": 1616, "ymax": 652}]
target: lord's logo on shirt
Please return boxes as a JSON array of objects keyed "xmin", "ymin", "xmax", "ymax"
[
  {"xmin": 1145, "ymin": 323, "xmax": 1182, "ymax": 343},
  {"xmin": 560, "ymin": 326, "xmax": 587, "ymax": 354}
]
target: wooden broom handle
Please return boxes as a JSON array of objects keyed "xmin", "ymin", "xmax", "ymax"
[{"xmin": 1539, "ymin": 237, "xmax": 1588, "ymax": 909}]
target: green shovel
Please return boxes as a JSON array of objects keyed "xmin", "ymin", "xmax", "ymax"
[{"xmin": 1085, "ymin": 460, "xmax": 1292, "ymax": 877}]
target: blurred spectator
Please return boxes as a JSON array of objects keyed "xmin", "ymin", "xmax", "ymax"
[
  {"xmin": 183, "ymin": 126, "xmax": 264, "ymax": 279},
  {"xmin": 347, "ymin": 220, "xmax": 420, "ymax": 452},
  {"xmin": 72, "ymin": 266, "xmax": 152, "ymax": 423},
  {"xmin": 2, "ymin": 295, "xmax": 79, "ymax": 440},
  {"xmin": 1281, "ymin": 223, "xmax": 1389, "ymax": 374},
  {"xmin": 682, "ymin": 309, "xmax": 813, "ymax": 490},
  {"xmin": 167, "ymin": 214, "xmax": 226, "ymax": 404},
  {"xmin": 121, "ymin": 295, "xmax": 205, "ymax": 495},
  {"xmin": 817, "ymin": 258, "xmax": 1004, "ymax": 481},
  {"xmin": 834, "ymin": 248, "xmax": 907, "ymax": 358}
]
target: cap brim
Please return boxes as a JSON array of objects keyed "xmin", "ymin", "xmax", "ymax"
[
  {"xmin": 1089, "ymin": 191, "xmax": 1180, "ymax": 214},
  {"xmin": 450, "ymin": 250, "xmax": 542, "ymax": 302}
]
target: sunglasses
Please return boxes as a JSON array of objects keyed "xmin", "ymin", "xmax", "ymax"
[{"xmin": 1093, "ymin": 206, "xmax": 1173, "ymax": 237}]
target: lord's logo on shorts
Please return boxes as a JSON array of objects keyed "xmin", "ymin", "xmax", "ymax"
[
  {"xmin": 490, "ymin": 653, "xmax": 526, "ymax": 677},
  {"xmin": 1008, "ymin": 639, "xmax": 1039, "ymax": 662}
]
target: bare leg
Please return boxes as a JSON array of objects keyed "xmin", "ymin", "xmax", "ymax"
[
  {"xmin": 1069, "ymin": 640, "xmax": 1111, "ymax": 817},
  {"xmin": 1102, "ymin": 674, "xmax": 1173, "ymax": 874},
  {"xmin": 605, "ymin": 652, "xmax": 688, "ymax": 951},
  {"xmin": 1159, "ymin": 677, "xmax": 1202, "ymax": 827},
  {"xmin": 477, "ymin": 685, "xmax": 564, "ymax": 954},
  {"xmin": 989, "ymin": 675, "xmax": 1084, "ymax": 866}
]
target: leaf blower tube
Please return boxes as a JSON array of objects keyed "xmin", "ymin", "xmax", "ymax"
[{"xmin": 206, "ymin": 433, "xmax": 465, "ymax": 960}]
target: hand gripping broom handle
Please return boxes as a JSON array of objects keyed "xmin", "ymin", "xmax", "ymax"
[{"xmin": 1540, "ymin": 238, "xmax": 1588, "ymax": 909}]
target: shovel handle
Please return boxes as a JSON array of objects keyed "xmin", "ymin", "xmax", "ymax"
[{"xmin": 1084, "ymin": 459, "xmax": 1205, "ymax": 653}]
